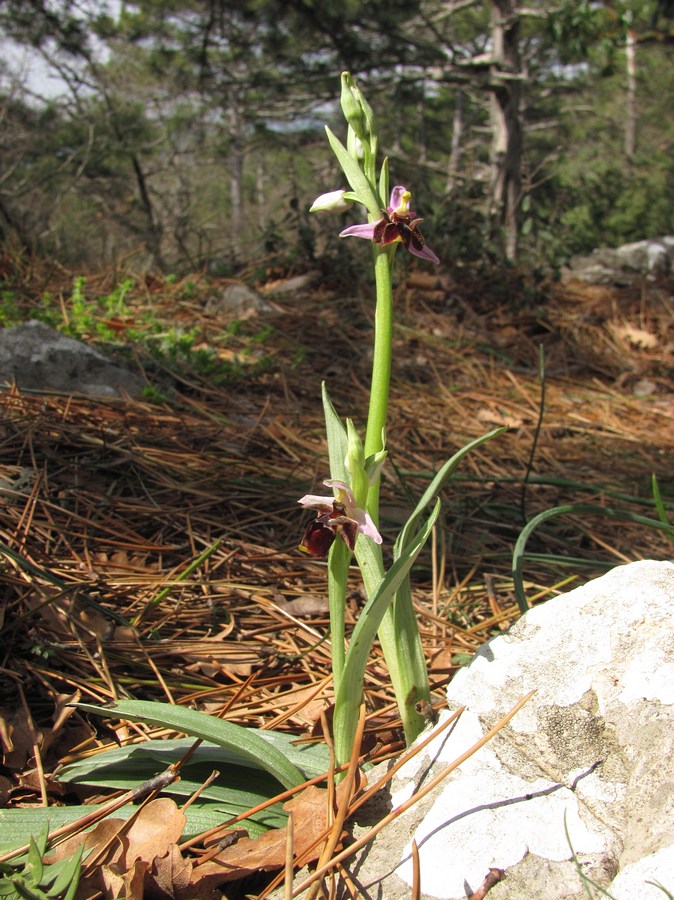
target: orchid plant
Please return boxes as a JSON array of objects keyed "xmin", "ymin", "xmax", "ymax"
[{"xmin": 301, "ymin": 73, "xmax": 504, "ymax": 768}]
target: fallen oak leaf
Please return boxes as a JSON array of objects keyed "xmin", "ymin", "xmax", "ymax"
[
  {"xmin": 145, "ymin": 843, "xmax": 209, "ymax": 900},
  {"xmin": 46, "ymin": 798, "xmax": 187, "ymax": 899},
  {"xmin": 191, "ymin": 781, "xmax": 353, "ymax": 887},
  {"xmin": 115, "ymin": 798, "xmax": 186, "ymax": 869},
  {"xmin": 45, "ymin": 817, "xmax": 130, "ymax": 899},
  {"xmin": 0, "ymin": 705, "xmax": 37, "ymax": 770},
  {"xmin": 102, "ymin": 857, "xmax": 148, "ymax": 900}
]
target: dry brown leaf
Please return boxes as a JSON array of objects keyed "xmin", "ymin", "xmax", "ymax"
[
  {"xmin": 92, "ymin": 550, "xmax": 155, "ymax": 577},
  {"xmin": 0, "ymin": 774, "xmax": 11, "ymax": 805},
  {"xmin": 146, "ymin": 843, "xmax": 197, "ymax": 900},
  {"xmin": 277, "ymin": 685, "xmax": 328, "ymax": 728},
  {"xmin": 100, "ymin": 859, "xmax": 145, "ymax": 900},
  {"xmin": 48, "ymin": 801, "xmax": 188, "ymax": 899},
  {"xmin": 46, "ymin": 817, "xmax": 128, "ymax": 867},
  {"xmin": 476, "ymin": 407, "xmax": 524, "ymax": 429},
  {"xmin": 0, "ymin": 706, "xmax": 37, "ymax": 770},
  {"xmin": 118, "ymin": 798, "xmax": 186, "ymax": 868},
  {"xmin": 193, "ymin": 783, "xmax": 342, "ymax": 886},
  {"xmin": 185, "ymin": 659, "xmax": 252, "ymax": 679},
  {"xmin": 122, "ymin": 859, "xmax": 148, "ymax": 900},
  {"xmin": 98, "ymin": 865, "xmax": 124, "ymax": 900},
  {"xmin": 24, "ymin": 588, "xmax": 114, "ymax": 644}
]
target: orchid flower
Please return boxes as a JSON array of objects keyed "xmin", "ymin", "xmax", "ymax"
[
  {"xmin": 298, "ymin": 479, "xmax": 382, "ymax": 557},
  {"xmin": 340, "ymin": 185, "xmax": 440, "ymax": 265}
]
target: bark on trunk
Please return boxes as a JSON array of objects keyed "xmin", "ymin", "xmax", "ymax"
[
  {"xmin": 447, "ymin": 91, "xmax": 464, "ymax": 194},
  {"xmin": 489, "ymin": 0, "xmax": 522, "ymax": 262},
  {"xmin": 625, "ymin": 28, "xmax": 637, "ymax": 159},
  {"xmin": 228, "ymin": 93, "xmax": 244, "ymax": 257}
]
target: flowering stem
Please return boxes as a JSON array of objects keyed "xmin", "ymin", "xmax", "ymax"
[
  {"xmin": 364, "ymin": 245, "xmax": 395, "ymax": 522},
  {"xmin": 361, "ymin": 242, "xmax": 431, "ymax": 746}
]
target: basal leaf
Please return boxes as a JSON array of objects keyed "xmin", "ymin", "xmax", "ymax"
[{"xmin": 75, "ymin": 700, "xmax": 305, "ymax": 789}]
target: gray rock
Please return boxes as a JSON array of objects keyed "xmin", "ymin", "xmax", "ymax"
[
  {"xmin": 563, "ymin": 237, "xmax": 674, "ymax": 284},
  {"xmin": 204, "ymin": 282, "xmax": 278, "ymax": 318},
  {"xmin": 0, "ymin": 320, "xmax": 144, "ymax": 397},
  {"xmin": 349, "ymin": 560, "xmax": 674, "ymax": 899}
]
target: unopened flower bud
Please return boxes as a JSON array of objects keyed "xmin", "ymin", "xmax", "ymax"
[
  {"xmin": 340, "ymin": 72, "xmax": 367, "ymax": 141},
  {"xmin": 310, "ymin": 189, "xmax": 353, "ymax": 214}
]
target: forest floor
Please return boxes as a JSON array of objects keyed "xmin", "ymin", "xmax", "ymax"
[{"xmin": 0, "ymin": 261, "xmax": 672, "ymax": 897}]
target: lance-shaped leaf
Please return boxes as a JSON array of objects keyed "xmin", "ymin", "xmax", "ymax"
[
  {"xmin": 75, "ymin": 700, "xmax": 305, "ymax": 790},
  {"xmin": 394, "ymin": 427, "xmax": 507, "ymax": 558},
  {"xmin": 324, "ymin": 127, "xmax": 381, "ymax": 219}
]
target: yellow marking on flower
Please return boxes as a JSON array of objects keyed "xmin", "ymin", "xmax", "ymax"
[{"xmin": 394, "ymin": 190, "xmax": 412, "ymax": 216}]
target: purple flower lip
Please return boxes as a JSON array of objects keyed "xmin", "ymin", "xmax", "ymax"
[
  {"xmin": 298, "ymin": 479, "xmax": 382, "ymax": 557},
  {"xmin": 339, "ymin": 186, "xmax": 440, "ymax": 265}
]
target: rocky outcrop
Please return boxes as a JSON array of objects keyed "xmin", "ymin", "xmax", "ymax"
[
  {"xmin": 351, "ymin": 560, "xmax": 674, "ymax": 899},
  {"xmin": 562, "ymin": 237, "xmax": 674, "ymax": 285},
  {"xmin": 0, "ymin": 320, "xmax": 144, "ymax": 397}
]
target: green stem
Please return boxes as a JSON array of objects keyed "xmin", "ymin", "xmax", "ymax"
[
  {"xmin": 361, "ymin": 241, "xmax": 431, "ymax": 747},
  {"xmin": 364, "ymin": 245, "xmax": 394, "ymax": 523}
]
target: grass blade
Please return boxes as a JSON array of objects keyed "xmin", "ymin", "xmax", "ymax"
[{"xmin": 513, "ymin": 504, "xmax": 674, "ymax": 613}]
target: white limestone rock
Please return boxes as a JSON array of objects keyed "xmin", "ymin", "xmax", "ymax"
[{"xmin": 351, "ymin": 560, "xmax": 674, "ymax": 899}]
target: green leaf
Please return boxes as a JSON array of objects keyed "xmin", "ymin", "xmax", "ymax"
[
  {"xmin": 58, "ymin": 734, "xmax": 329, "ymax": 783},
  {"xmin": 378, "ymin": 157, "xmax": 389, "ymax": 208},
  {"xmin": 45, "ymin": 846, "xmax": 83, "ymax": 898},
  {"xmin": 320, "ymin": 382, "xmax": 352, "ymax": 695},
  {"xmin": 0, "ymin": 801, "xmax": 273, "ymax": 858},
  {"xmin": 513, "ymin": 503, "xmax": 674, "ymax": 613},
  {"xmin": 321, "ymin": 382, "xmax": 349, "ymax": 482},
  {"xmin": 652, "ymin": 474, "xmax": 674, "ymax": 546},
  {"xmin": 327, "ymin": 538, "xmax": 351, "ymax": 695},
  {"xmin": 324, "ymin": 127, "xmax": 380, "ymax": 219},
  {"xmin": 75, "ymin": 700, "xmax": 305, "ymax": 790},
  {"xmin": 6, "ymin": 875, "xmax": 49, "ymax": 900},
  {"xmin": 58, "ymin": 761, "xmax": 286, "ymax": 830},
  {"xmin": 395, "ymin": 427, "xmax": 506, "ymax": 558},
  {"xmin": 55, "ymin": 734, "xmax": 328, "ymax": 833},
  {"xmin": 25, "ymin": 837, "xmax": 43, "ymax": 886},
  {"xmin": 0, "ymin": 879, "xmax": 19, "ymax": 900}
]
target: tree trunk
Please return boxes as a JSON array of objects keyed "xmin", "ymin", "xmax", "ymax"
[
  {"xmin": 228, "ymin": 93, "xmax": 244, "ymax": 257},
  {"xmin": 625, "ymin": 28, "xmax": 637, "ymax": 159},
  {"xmin": 417, "ymin": 83, "xmax": 427, "ymax": 165},
  {"xmin": 447, "ymin": 91, "xmax": 464, "ymax": 193},
  {"xmin": 488, "ymin": 0, "xmax": 522, "ymax": 262},
  {"xmin": 256, "ymin": 158, "xmax": 266, "ymax": 232}
]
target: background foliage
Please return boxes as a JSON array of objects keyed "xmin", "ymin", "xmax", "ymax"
[{"xmin": 0, "ymin": 0, "xmax": 673, "ymax": 276}]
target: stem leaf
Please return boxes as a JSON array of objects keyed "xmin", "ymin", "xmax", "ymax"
[
  {"xmin": 324, "ymin": 127, "xmax": 381, "ymax": 218},
  {"xmin": 332, "ymin": 499, "xmax": 441, "ymax": 762},
  {"xmin": 395, "ymin": 427, "xmax": 507, "ymax": 558}
]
